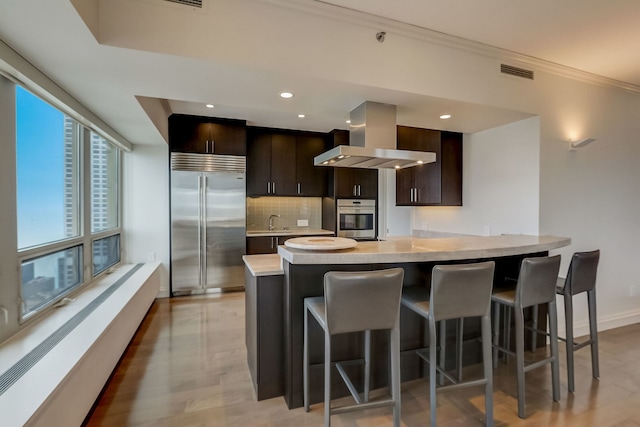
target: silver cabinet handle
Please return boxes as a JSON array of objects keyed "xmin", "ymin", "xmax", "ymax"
[
  {"xmin": 267, "ymin": 182, "xmax": 271, "ymax": 193},
  {"xmin": 358, "ymin": 185, "xmax": 361, "ymax": 196},
  {"xmin": 272, "ymin": 182, "xmax": 276, "ymax": 194},
  {"xmin": 297, "ymin": 183, "xmax": 301, "ymax": 194},
  {"xmin": 353, "ymin": 185, "xmax": 357, "ymax": 196},
  {"xmin": 415, "ymin": 187, "xmax": 419, "ymax": 202},
  {"xmin": 410, "ymin": 188, "xmax": 413, "ymax": 202},
  {"xmin": 211, "ymin": 139, "xmax": 214, "ymax": 153}
]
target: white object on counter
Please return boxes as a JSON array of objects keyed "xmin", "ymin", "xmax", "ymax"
[{"xmin": 284, "ymin": 237, "xmax": 357, "ymax": 251}]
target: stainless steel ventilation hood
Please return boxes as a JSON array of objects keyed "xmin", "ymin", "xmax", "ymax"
[{"xmin": 314, "ymin": 101, "xmax": 436, "ymax": 169}]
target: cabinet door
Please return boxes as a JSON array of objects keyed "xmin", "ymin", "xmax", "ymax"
[
  {"xmin": 334, "ymin": 168, "xmax": 378, "ymax": 199},
  {"xmin": 295, "ymin": 135, "xmax": 328, "ymax": 196},
  {"xmin": 209, "ymin": 121, "xmax": 247, "ymax": 156},
  {"xmin": 247, "ymin": 133, "xmax": 273, "ymax": 196},
  {"xmin": 270, "ymin": 134, "xmax": 297, "ymax": 196},
  {"xmin": 354, "ymin": 168, "xmax": 378, "ymax": 199},
  {"xmin": 395, "ymin": 167, "xmax": 415, "ymax": 205},
  {"xmin": 396, "ymin": 126, "xmax": 441, "ymax": 205},
  {"xmin": 440, "ymin": 131, "xmax": 463, "ymax": 206},
  {"xmin": 246, "ymin": 237, "xmax": 278, "ymax": 254},
  {"xmin": 334, "ymin": 168, "xmax": 358, "ymax": 198},
  {"xmin": 168, "ymin": 115, "xmax": 209, "ymax": 153}
]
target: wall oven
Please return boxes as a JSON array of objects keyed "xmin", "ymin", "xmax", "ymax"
[{"xmin": 336, "ymin": 199, "xmax": 376, "ymax": 240}]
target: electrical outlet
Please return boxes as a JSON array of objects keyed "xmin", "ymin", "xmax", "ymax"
[{"xmin": 297, "ymin": 219, "xmax": 309, "ymax": 227}]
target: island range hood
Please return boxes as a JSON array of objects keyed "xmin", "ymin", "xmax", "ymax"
[{"xmin": 314, "ymin": 101, "xmax": 436, "ymax": 169}]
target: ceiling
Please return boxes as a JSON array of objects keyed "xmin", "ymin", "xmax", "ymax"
[{"xmin": 0, "ymin": 0, "xmax": 638, "ymax": 147}]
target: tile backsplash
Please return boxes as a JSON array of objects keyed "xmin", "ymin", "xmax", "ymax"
[{"xmin": 246, "ymin": 197, "xmax": 322, "ymax": 231}]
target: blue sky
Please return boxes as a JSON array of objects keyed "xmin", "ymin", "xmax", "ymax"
[{"xmin": 16, "ymin": 86, "xmax": 67, "ymax": 249}]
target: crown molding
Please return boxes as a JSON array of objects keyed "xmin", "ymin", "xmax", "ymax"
[{"xmin": 258, "ymin": 0, "xmax": 640, "ymax": 94}]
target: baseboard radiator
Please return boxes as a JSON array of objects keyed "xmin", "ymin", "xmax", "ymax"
[{"xmin": 0, "ymin": 262, "xmax": 161, "ymax": 427}]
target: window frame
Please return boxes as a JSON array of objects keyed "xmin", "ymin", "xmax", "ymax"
[{"xmin": 15, "ymin": 88, "xmax": 123, "ymax": 322}]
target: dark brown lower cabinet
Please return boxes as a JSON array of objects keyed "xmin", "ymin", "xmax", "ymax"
[{"xmin": 245, "ymin": 268, "xmax": 284, "ymax": 400}]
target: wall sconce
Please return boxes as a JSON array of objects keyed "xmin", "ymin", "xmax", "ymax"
[{"xmin": 569, "ymin": 138, "xmax": 596, "ymax": 151}]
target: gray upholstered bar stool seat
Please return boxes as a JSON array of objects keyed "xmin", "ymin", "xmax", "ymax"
[
  {"xmin": 491, "ymin": 255, "xmax": 562, "ymax": 418},
  {"xmin": 556, "ymin": 249, "xmax": 600, "ymax": 393},
  {"xmin": 303, "ymin": 268, "xmax": 404, "ymax": 427},
  {"xmin": 401, "ymin": 261, "xmax": 496, "ymax": 427}
]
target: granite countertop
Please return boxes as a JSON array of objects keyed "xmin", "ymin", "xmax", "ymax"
[
  {"xmin": 246, "ymin": 229, "xmax": 334, "ymax": 237},
  {"xmin": 277, "ymin": 234, "xmax": 571, "ymax": 265},
  {"xmin": 242, "ymin": 254, "xmax": 284, "ymax": 276}
]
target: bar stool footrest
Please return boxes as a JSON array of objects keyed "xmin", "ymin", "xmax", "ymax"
[{"xmin": 331, "ymin": 398, "xmax": 397, "ymax": 415}]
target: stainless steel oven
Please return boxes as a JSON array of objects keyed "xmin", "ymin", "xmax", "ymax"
[{"xmin": 336, "ymin": 199, "xmax": 376, "ymax": 239}]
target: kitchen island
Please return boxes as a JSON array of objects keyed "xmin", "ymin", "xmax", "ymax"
[{"xmin": 244, "ymin": 234, "xmax": 570, "ymax": 408}]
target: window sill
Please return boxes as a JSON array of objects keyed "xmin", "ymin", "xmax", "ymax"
[{"xmin": 0, "ymin": 262, "xmax": 160, "ymax": 426}]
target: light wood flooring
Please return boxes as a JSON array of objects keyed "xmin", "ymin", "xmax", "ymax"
[{"xmin": 85, "ymin": 292, "xmax": 640, "ymax": 426}]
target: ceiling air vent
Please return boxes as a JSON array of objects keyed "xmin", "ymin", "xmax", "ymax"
[
  {"xmin": 164, "ymin": 0, "xmax": 203, "ymax": 7},
  {"xmin": 500, "ymin": 64, "xmax": 534, "ymax": 80}
]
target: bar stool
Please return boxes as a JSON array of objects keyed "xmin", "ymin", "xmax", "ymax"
[
  {"xmin": 491, "ymin": 255, "xmax": 561, "ymax": 418},
  {"xmin": 401, "ymin": 288, "xmax": 464, "ymax": 385},
  {"xmin": 556, "ymin": 249, "xmax": 600, "ymax": 393},
  {"xmin": 303, "ymin": 268, "xmax": 404, "ymax": 427},
  {"xmin": 402, "ymin": 261, "xmax": 496, "ymax": 427}
]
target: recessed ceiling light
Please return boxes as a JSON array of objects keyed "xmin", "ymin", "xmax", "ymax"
[
  {"xmin": 205, "ymin": 104, "xmax": 214, "ymax": 108},
  {"xmin": 394, "ymin": 165, "xmax": 400, "ymax": 169},
  {"xmin": 417, "ymin": 160, "xmax": 424, "ymax": 164},
  {"xmin": 440, "ymin": 114, "xmax": 452, "ymax": 119},
  {"xmin": 298, "ymin": 114, "xmax": 305, "ymax": 118},
  {"xmin": 280, "ymin": 92, "xmax": 293, "ymax": 99},
  {"xmin": 346, "ymin": 120, "xmax": 351, "ymax": 124}
]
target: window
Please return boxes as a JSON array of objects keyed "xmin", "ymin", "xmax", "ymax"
[
  {"xmin": 90, "ymin": 132, "xmax": 119, "ymax": 233},
  {"xmin": 16, "ymin": 87, "xmax": 80, "ymax": 249},
  {"xmin": 15, "ymin": 85, "xmax": 122, "ymax": 319},
  {"xmin": 20, "ymin": 245, "xmax": 83, "ymax": 318},
  {"xmin": 93, "ymin": 234, "xmax": 120, "ymax": 275}
]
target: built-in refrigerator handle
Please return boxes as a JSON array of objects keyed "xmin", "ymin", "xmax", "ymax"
[
  {"xmin": 202, "ymin": 175, "xmax": 208, "ymax": 288},
  {"xmin": 197, "ymin": 175, "xmax": 203, "ymax": 287}
]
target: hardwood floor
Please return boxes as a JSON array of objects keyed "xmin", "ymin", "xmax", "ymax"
[{"xmin": 85, "ymin": 292, "xmax": 640, "ymax": 426}]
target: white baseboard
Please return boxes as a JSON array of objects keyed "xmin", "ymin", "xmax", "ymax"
[{"xmin": 558, "ymin": 308, "xmax": 640, "ymax": 338}]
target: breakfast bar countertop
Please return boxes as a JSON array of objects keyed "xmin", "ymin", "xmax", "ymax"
[
  {"xmin": 242, "ymin": 254, "xmax": 283, "ymax": 276},
  {"xmin": 277, "ymin": 234, "xmax": 571, "ymax": 265}
]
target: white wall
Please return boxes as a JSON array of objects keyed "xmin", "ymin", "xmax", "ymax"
[
  {"xmin": 122, "ymin": 144, "xmax": 170, "ymax": 297},
  {"xmin": 411, "ymin": 117, "xmax": 540, "ymax": 237}
]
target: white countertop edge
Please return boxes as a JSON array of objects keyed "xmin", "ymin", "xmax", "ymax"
[
  {"xmin": 242, "ymin": 254, "xmax": 284, "ymax": 276},
  {"xmin": 278, "ymin": 235, "xmax": 571, "ymax": 265}
]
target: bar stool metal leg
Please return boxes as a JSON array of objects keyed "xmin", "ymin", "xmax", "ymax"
[
  {"xmin": 563, "ymin": 290, "xmax": 576, "ymax": 392},
  {"xmin": 324, "ymin": 332, "xmax": 331, "ymax": 427},
  {"xmin": 514, "ymin": 306, "xmax": 526, "ymax": 418},
  {"xmin": 481, "ymin": 314, "xmax": 494, "ymax": 426},
  {"xmin": 549, "ymin": 301, "xmax": 560, "ymax": 401},
  {"xmin": 304, "ymin": 306, "xmax": 310, "ymax": 412},
  {"xmin": 588, "ymin": 289, "xmax": 600, "ymax": 380},
  {"xmin": 364, "ymin": 329, "xmax": 371, "ymax": 403}
]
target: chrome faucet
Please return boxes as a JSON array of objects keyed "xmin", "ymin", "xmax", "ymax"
[{"xmin": 268, "ymin": 214, "xmax": 280, "ymax": 231}]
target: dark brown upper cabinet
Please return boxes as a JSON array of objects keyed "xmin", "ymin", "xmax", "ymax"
[
  {"xmin": 247, "ymin": 131, "xmax": 296, "ymax": 196},
  {"xmin": 295, "ymin": 134, "xmax": 329, "ymax": 196},
  {"xmin": 396, "ymin": 126, "xmax": 462, "ymax": 206},
  {"xmin": 326, "ymin": 129, "xmax": 378, "ymax": 199},
  {"xmin": 246, "ymin": 128, "xmax": 329, "ymax": 197},
  {"xmin": 169, "ymin": 114, "xmax": 246, "ymax": 156}
]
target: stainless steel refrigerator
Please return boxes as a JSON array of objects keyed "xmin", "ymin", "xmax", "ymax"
[{"xmin": 170, "ymin": 152, "xmax": 246, "ymax": 295}]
